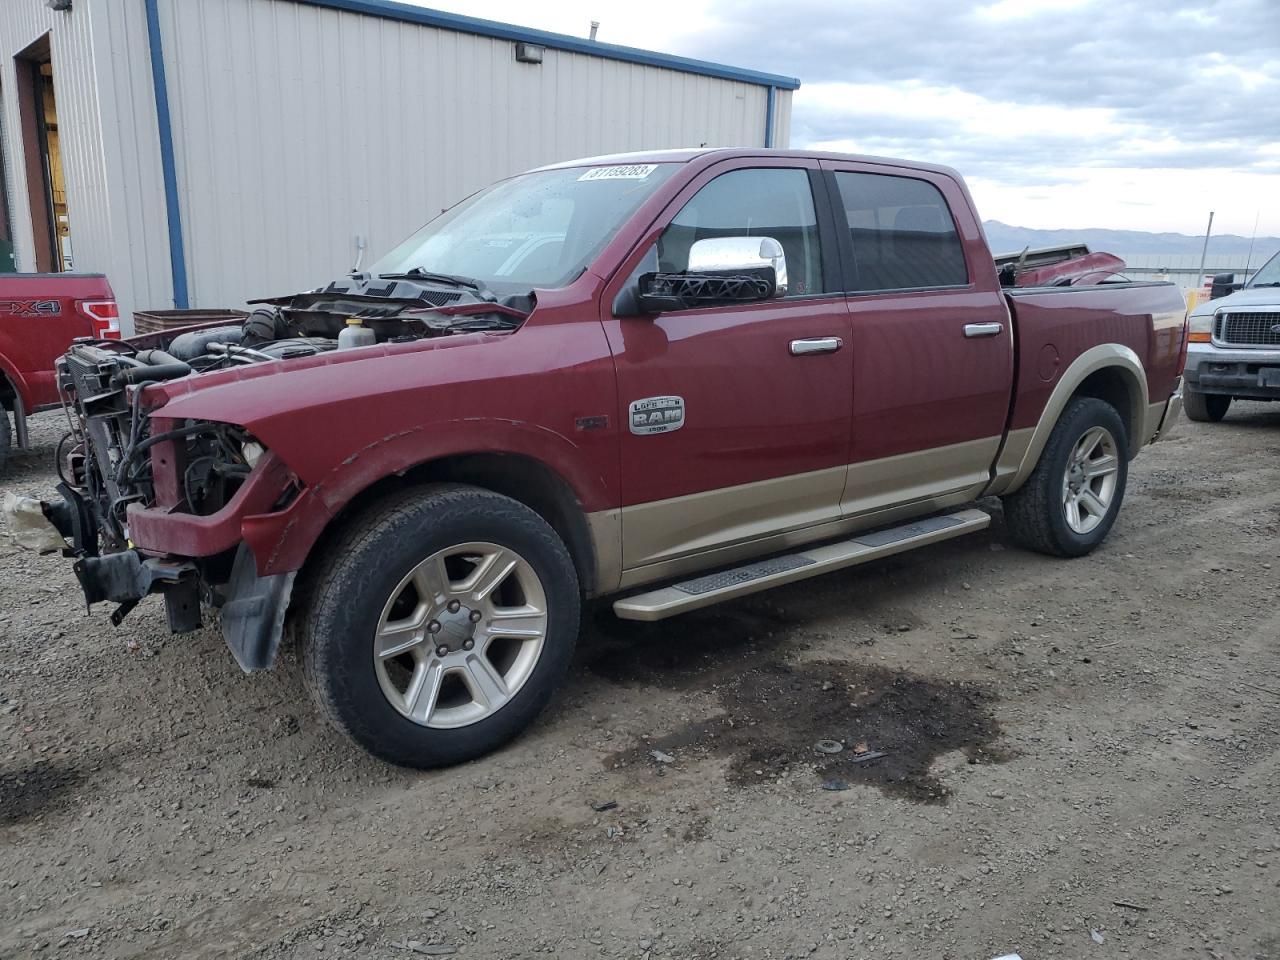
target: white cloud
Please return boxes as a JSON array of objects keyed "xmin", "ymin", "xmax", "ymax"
[
  {"xmin": 794, "ymin": 80, "xmax": 1280, "ymax": 235},
  {"xmin": 976, "ymin": 0, "xmax": 1095, "ymax": 21},
  {"xmin": 799, "ymin": 80, "xmax": 1123, "ymax": 142},
  {"xmin": 405, "ymin": 0, "xmax": 1280, "ymax": 237}
]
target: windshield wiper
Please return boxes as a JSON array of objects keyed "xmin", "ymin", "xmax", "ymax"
[
  {"xmin": 1249, "ymin": 282, "xmax": 1280, "ymax": 288},
  {"xmin": 378, "ymin": 267, "xmax": 485, "ymax": 291}
]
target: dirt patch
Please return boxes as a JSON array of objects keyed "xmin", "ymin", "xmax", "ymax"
[
  {"xmin": 590, "ymin": 610, "xmax": 1005, "ymax": 802},
  {"xmin": 0, "ymin": 760, "xmax": 85, "ymax": 827},
  {"xmin": 605, "ymin": 659, "xmax": 1003, "ymax": 802}
]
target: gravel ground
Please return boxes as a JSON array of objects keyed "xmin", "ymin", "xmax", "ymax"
[{"xmin": 1, "ymin": 406, "xmax": 1277, "ymax": 960}]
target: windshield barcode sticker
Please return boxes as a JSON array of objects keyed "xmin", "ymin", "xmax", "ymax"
[{"xmin": 578, "ymin": 164, "xmax": 658, "ymax": 182}]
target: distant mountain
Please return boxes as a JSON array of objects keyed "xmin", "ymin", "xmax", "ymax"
[{"xmin": 982, "ymin": 220, "xmax": 1280, "ymax": 260}]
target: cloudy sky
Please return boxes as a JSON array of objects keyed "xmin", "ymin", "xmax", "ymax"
[{"xmin": 417, "ymin": 0, "xmax": 1278, "ymax": 237}]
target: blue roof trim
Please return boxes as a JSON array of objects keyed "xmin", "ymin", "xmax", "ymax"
[
  {"xmin": 291, "ymin": 0, "xmax": 801, "ymax": 90},
  {"xmin": 144, "ymin": 0, "xmax": 189, "ymax": 308},
  {"xmin": 764, "ymin": 86, "xmax": 776, "ymax": 148}
]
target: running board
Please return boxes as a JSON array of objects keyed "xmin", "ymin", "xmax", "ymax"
[{"xmin": 612, "ymin": 508, "xmax": 991, "ymax": 622}]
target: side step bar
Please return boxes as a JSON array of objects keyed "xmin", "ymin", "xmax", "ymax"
[{"xmin": 612, "ymin": 508, "xmax": 991, "ymax": 622}]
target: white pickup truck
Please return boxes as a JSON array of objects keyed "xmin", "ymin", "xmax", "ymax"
[{"xmin": 1184, "ymin": 249, "xmax": 1280, "ymax": 421}]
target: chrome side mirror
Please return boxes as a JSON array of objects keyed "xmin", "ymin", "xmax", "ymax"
[
  {"xmin": 636, "ymin": 235, "xmax": 787, "ymax": 313},
  {"xmin": 686, "ymin": 236, "xmax": 787, "ymax": 297}
]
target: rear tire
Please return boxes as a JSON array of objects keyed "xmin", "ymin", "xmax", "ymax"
[
  {"xmin": 1183, "ymin": 388, "xmax": 1230, "ymax": 423},
  {"xmin": 298, "ymin": 484, "xmax": 580, "ymax": 768},
  {"xmin": 0, "ymin": 409, "xmax": 10, "ymax": 473},
  {"xmin": 1002, "ymin": 397, "xmax": 1128, "ymax": 558}
]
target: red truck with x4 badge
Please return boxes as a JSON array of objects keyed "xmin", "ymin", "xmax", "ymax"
[
  {"xmin": 0, "ymin": 273, "xmax": 119, "ymax": 471},
  {"xmin": 17, "ymin": 149, "xmax": 1186, "ymax": 768}
]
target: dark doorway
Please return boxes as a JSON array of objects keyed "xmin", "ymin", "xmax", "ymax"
[
  {"xmin": 15, "ymin": 34, "xmax": 71, "ymax": 272},
  {"xmin": 0, "ymin": 106, "xmax": 15, "ymax": 273}
]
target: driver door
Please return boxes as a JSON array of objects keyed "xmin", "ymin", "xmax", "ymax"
[{"xmin": 600, "ymin": 159, "xmax": 853, "ymax": 575}]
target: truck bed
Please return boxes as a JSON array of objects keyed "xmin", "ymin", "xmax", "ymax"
[{"xmin": 1004, "ymin": 281, "xmax": 1187, "ymax": 446}]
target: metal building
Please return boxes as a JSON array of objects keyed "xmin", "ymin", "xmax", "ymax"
[{"xmin": 0, "ymin": 0, "xmax": 798, "ymax": 331}]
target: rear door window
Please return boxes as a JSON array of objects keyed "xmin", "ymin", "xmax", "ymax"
[
  {"xmin": 658, "ymin": 168, "xmax": 825, "ymax": 297},
  {"xmin": 833, "ymin": 172, "xmax": 968, "ymax": 292}
]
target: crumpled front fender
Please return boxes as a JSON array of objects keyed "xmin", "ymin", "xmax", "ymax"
[
  {"xmin": 126, "ymin": 451, "xmax": 295, "ymax": 559},
  {"xmin": 241, "ymin": 415, "xmax": 608, "ymax": 577}
]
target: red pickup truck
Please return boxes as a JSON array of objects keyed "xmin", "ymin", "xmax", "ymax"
[
  {"xmin": 0, "ymin": 273, "xmax": 119, "ymax": 470},
  {"xmin": 27, "ymin": 149, "xmax": 1186, "ymax": 767}
]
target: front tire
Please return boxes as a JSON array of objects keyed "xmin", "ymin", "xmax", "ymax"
[
  {"xmin": 298, "ymin": 484, "xmax": 580, "ymax": 768},
  {"xmin": 1183, "ymin": 388, "xmax": 1230, "ymax": 423},
  {"xmin": 1002, "ymin": 397, "xmax": 1128, "ymax": 558}
]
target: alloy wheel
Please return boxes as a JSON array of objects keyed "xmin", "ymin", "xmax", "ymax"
[
  {"xmin": 373, "ymin": 542, "xmax": 548, "ymax": 729},
  {"xmin": 1061, "ymin": 426, "xmax": 1120, "ymax": 535}
]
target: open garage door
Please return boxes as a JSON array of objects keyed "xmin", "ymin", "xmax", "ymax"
[{"xmin": 12, "ymin": 34, "xmax": 70, "ymax": 273}]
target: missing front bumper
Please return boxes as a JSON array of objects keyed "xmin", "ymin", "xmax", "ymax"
[
  {"xmin": 72, "ymin": 549, "xmax": 199, "ymax": 628},
  {"xmin": 68, "ymin": 541, "xmax": 294, "ymax": 672}
]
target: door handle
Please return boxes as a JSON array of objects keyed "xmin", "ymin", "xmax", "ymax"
[
  {"xmin": 964, "ymin": 322, "xmax": 1004, "ymax": 338},
  {"xmin": 789, "ymin": 337, "xmax": 843, "ymax": 356}
]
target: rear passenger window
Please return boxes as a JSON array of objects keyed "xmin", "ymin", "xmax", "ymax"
[
  {"xmin": 833, "ymin": 172, "xmax": 968, "ymax": 291},
  {"xmin": 658, "ymin": 168, "xmax": 824, "ymax": 296}
]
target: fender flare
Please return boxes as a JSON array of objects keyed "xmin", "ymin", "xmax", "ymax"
[
  {"xmin": 241, "ymin": 417, "xmax": 612, "ymax": 580},
  {"xmin": 995, "ymin": 344, "xmax": 1148, "ymax": 495}
]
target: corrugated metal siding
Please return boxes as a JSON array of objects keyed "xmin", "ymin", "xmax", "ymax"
[
  {"xmin": 157, "ymin": 0, "xmax": 776, "ymax": 309},
  {"xmin": 773, "ymin": 90, "xmax": 793, "ymax": 149},
  {"xmin": 0, "ymin": 6, "xmax": 60, "ymax": 272},
  {"xmin": 0, "ymin": 2, "xmax": 112, "ymax": 278},
  {"xmin": 0, "ymin": 1, "xmax": 171, "ymax": 329},
  {"xmin": 88, "ymin": 0, "xmax": 172, "ymax": 326}
]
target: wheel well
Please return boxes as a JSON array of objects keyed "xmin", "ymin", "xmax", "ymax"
[
  {"xmin": 311, "ymin": 453, "xmax": 598, "ymax": 594},
  {"xmin": 0, "ymin": 370, "xmax": 15, "ymax": 411},
  {"xmin": 1071, "ymin": 367, "xmax": 1142, "ymax": 456}
]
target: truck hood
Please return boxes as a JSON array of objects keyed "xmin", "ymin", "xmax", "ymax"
[
  {"xmin": 132, "ymin": 308, "xmax": 601, "ymax": 491},
  {"xmin": 1191, "ymin": 286, "xmax": 1280, "ymax": 317},
  {"xmin": 146, "ymin": 330, "xmax": 506, "ymax": 434}
]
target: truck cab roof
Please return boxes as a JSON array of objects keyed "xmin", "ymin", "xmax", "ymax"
[{"xmin": 533, "ymin": 147, "xmax": 963, "ymax": 180}]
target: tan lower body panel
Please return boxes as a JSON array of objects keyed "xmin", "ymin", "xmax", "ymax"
[
  {"xmin": 585, "ymin": 509, "xmax": 623, "ymax": 597},
  {"xmin": 613, "ymin": 508, "xmax": 991, "ymax": 620},
  {"xmin": 1154, "ymin": 393, "xmax": 1182, "ymax": 440},
  {"xmin": 839, "ymin": 436, "xmax": 1000, "ymax": 516},
  {"xmin": 620, "ymin": 465, "xmax": 847, "ymax": 570},
  {"xmin": 987, "ymin": 426, "xmax": 1035, "ymax": 496},
  {"xmin": 1142, "ymin": 399, "xmax": 1168, "ymax": 444},
  {"xmin": 610, "ymin": 438, "xmax": 1001, "ymax": 593}
]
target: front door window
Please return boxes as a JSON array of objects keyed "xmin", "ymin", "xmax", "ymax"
[{"xmin": 658, "ymin": 167, "xmax": 826, "ymax": 297}]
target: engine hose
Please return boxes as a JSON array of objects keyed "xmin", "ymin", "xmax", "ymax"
[
  {"xmin": 115, "ymin": 422, "xmax": 220, "ymax": 487},
  {"xmin": 55, "ymin": 432, "xmax": 77, "ymax": 486},
  {"xmin": 111, "ymin": 361, "xmax": 191, "ymax": 386},
  {"xmin": 134, "ymin": 348, "xmax": 185, "ymax": 366},
  {"xmin": 128, "ymin": 422, "xmax": 220, "ymax": 460}
]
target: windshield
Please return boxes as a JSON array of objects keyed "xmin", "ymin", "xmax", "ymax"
[
  {"xmin": 369, "ymin": 163, "xmax": 679, "ymax": 295},
  {"xmin": 1248, "ymin": 250, "xmax": 1280, "ymax": 287}
]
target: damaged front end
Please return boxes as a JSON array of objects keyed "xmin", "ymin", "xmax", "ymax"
[
  {"xmin": 20, "ymin": 274, "xmax": 527, "ymax": 671},
  {"xmin": 40, "ymin": 338, "xmax": 302, "ymax": 669}
]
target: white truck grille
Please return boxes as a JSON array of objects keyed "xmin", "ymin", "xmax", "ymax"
[{"xmin": 1215, "ymin": 312, "xmax": 1280, "ymax": 347}]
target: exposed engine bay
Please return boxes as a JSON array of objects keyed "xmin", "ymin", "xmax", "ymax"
[{"xmin": 49, "ymin": 273, "xmax": 528, "ymax": 586}]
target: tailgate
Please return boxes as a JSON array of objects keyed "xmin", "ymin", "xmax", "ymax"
[{"xmin": 0, "ymin": 273, "xmax": 114, "ymax": 408}]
